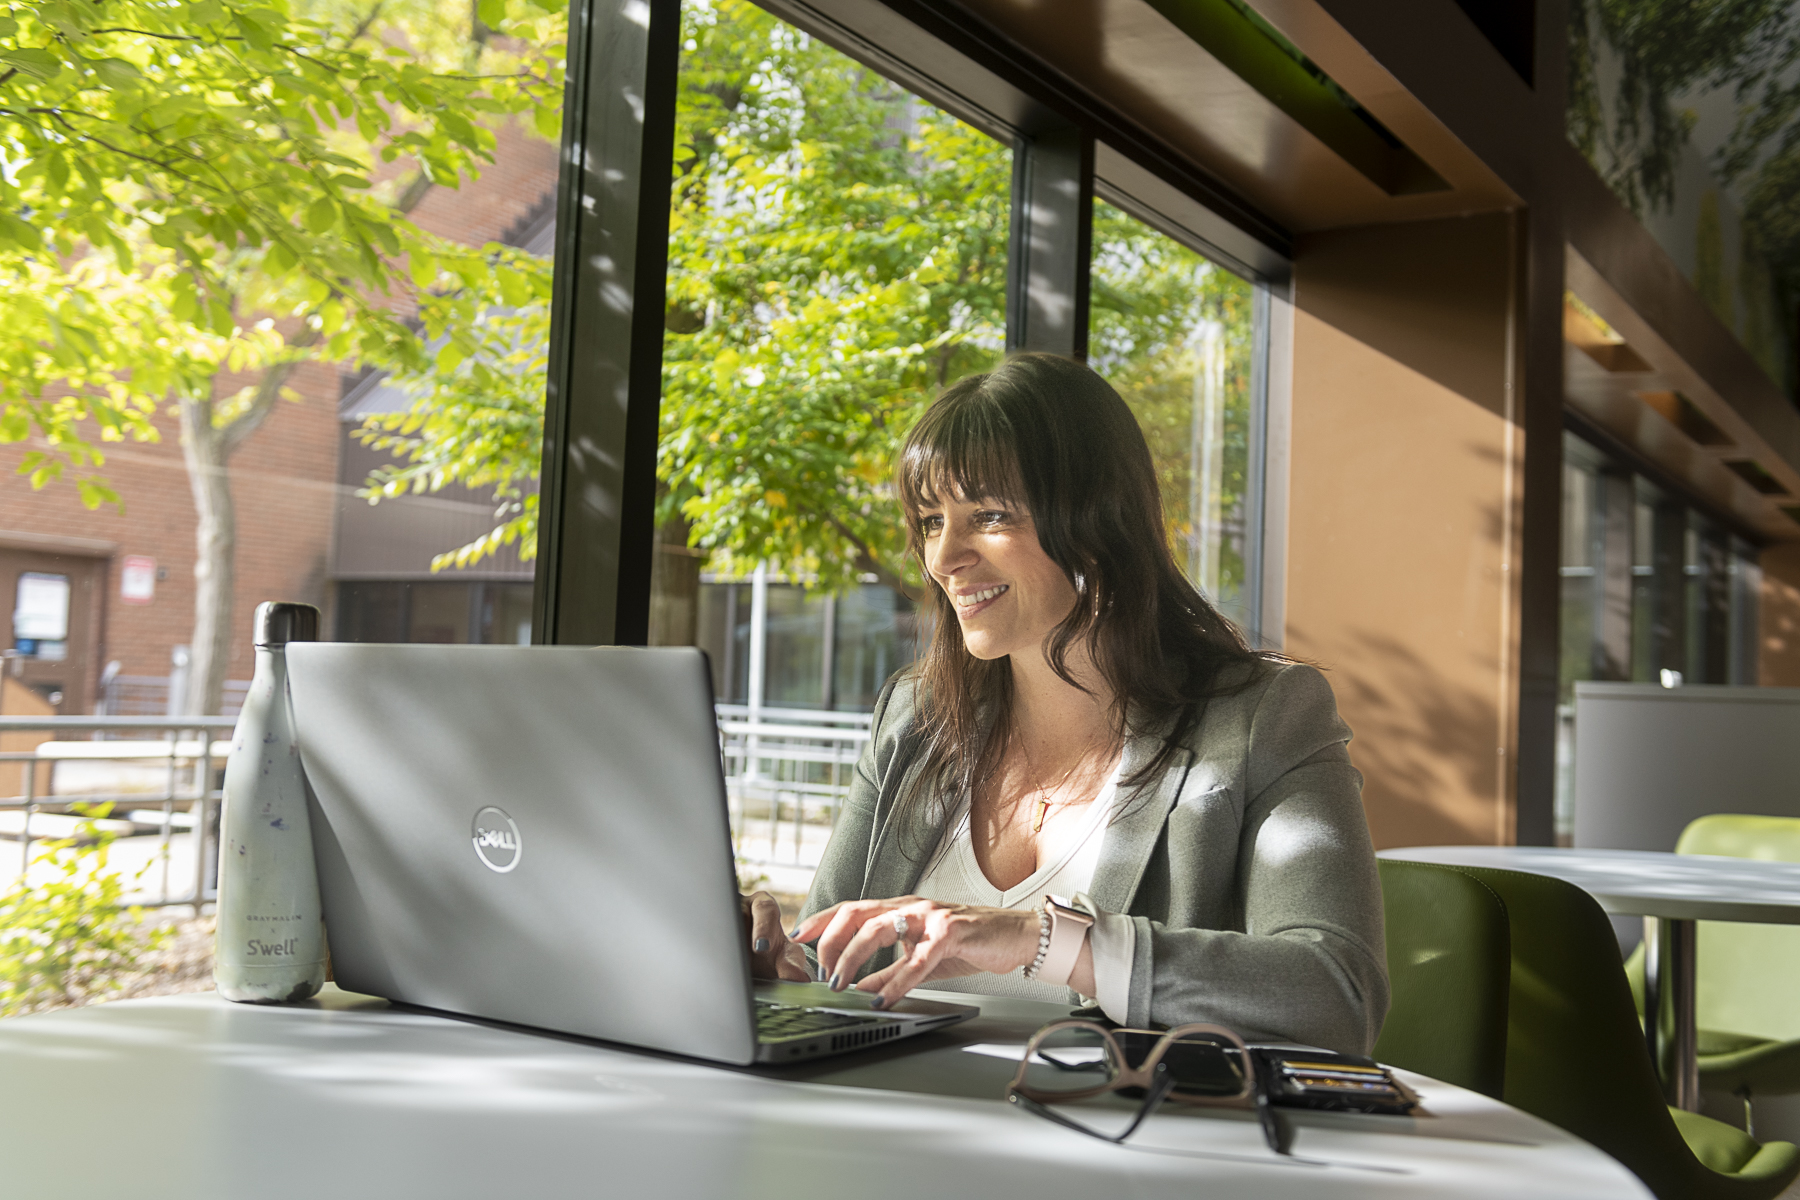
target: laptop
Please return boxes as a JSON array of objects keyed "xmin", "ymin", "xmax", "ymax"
[{"xmin": 286, "ymin": 642, "xmax": 976, "ymax": 1065}]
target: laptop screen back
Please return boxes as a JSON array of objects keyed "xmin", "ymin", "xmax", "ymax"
[{"xmin": 287, "ymin": 643, "xmax": 757, "ymax": 1064}]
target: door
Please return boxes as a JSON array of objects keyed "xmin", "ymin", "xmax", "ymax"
[{"xmin": 0, "ymin": 549, "xmax": 107, "ymax": 715}]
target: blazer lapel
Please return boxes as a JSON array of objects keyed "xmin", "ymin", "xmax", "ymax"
[
  {"xmin": 859, "ymin": 748, "xmax": 942, "ymax": 900},
  {"xmin": 1087, "ymin": 718, "xmax": 1191, "ymax": 915}
]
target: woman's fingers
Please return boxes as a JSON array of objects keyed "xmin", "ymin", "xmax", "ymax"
[
  {"xmin": 828, "ymin": 905, "xmax": 914, "ymax": 990},
  {"xmin": 787, "ymin": 900, "xmax": 846, "ymax": 946},
  {"xmin": 810, "ymin": 899, "xmax": 901, "ymax": 981},
  {"xmin": 744, "ymin": 890, "xmax": 790, "ymax": 980},
  {"xmin": 861, "ymin": 930, "xmax": 946, "ymax": 1009}
]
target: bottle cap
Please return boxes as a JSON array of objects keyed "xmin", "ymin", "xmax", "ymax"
[{"xmin": 254, "ymin": 601, "xmax": 320, "ymax": 647}]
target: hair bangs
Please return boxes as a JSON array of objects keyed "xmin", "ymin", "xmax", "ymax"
[{"xmin": 898, "ymin": 383, "xmax": 1027, "ymax": 525}]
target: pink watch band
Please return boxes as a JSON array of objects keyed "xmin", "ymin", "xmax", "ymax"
[{"xmin": 1036, "ymin": 895, "xmax": 1094, "ymax": 988}]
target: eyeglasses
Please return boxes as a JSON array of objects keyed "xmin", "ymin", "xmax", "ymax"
[{"xmin": 1006, "ymin": 1020, "xmax": 1289, "ymax": 1155}]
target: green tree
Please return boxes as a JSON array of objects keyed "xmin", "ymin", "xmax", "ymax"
[
  {"xmin": 0, "ymin": 0, "xmax": 563, "ymax": 710},
  {"xmin": 1090, "ymin": 199, "xmax": 1254, "ymax": 609},
  {"xmin": 303, "ymin": 0, "xmax": 1253, "ymax": 616},
  {"xmin": 366, "ymin": 0, "xmax": 1013, "ymax": 598}
]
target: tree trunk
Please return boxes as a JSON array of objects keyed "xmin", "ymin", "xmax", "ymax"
[
  {"xmin": 178, "ymin": 397, "xmax": 236, "ymax": 716},
  {"xmin": 169, "ymin": 175, "xmax": 433, "ymax": 716}
]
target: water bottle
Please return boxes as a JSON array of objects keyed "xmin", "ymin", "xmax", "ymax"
[{"xmin": 213, "ymin": 601, "xmax": 326, "ymax": 1003}]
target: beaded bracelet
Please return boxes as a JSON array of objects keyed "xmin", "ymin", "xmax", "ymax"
[{"xmin": 1020, "ymin": 906, "xmax": 1053, "ymax": 980}]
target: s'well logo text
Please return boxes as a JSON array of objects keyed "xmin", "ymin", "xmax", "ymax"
[
  {"xmin": 246, "ymin": 937, "xmax": 302, "ymax": 957},
  {"xmin": 471, "ymin": 806, "xmax": 522, "ymax": 873}
]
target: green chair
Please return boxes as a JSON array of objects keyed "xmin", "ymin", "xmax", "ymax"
[
  {"xmin": 1625, "ymin": 814, "xmax": 1800, "ymax": 1133},
  {"xmin": 1457, "ymin": 863, "xmax": 1800, "ymax": 1200},
  {"xmin": 1373, "ymin": 859, "xmax": 1510, "ymax": 1098}
]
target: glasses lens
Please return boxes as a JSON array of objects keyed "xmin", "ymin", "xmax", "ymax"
[
  {"xmin": 1019, "ymin": 1026, "xmax": 1119, "ymax": 1096},
  {"xmin": 1158, "ymin": 1032, "xmax": 1247, "ymax": 1100}
]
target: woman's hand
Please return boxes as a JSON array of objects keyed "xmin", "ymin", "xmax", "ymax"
[
  {"xmin": 742, "ymin": 891, "xmax": 812, "ymax": 981},
  {"xmin": 790, "ymin": 896, "xmax": 1039, "ymax": 1009}
]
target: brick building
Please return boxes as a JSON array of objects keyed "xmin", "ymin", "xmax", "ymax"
[{"xmin": 0, "ymin": 121, "xmax": 558, "ymax": 717}]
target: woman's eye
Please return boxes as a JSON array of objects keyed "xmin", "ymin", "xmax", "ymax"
[
  {"xmin": 974, "ymin": 509, "xmax": 1009, "ymax": 529},
  {"xmin": 919, "ymin": 515, "xmax": 944, "ymax": 536}
]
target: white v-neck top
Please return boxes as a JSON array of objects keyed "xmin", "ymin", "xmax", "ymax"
[{"xmin": 912, "ymin": 759, "xmax": 1137, "ymax": 1022}]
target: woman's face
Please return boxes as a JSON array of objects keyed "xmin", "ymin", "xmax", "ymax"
[{"xmin": 917, "ymin": 489, "xmax": 1078, "ymax": 662}]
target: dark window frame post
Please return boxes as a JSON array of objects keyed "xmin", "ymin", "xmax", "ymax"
[
  {"xmin": 1007, "ymin": 124, "xmax": 1094, "ymax": 359},
  {"xmin": 533, "ymin": 0, "xmax": 682, "ymax": 646}
]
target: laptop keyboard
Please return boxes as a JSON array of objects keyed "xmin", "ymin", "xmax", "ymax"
[{"xmin": 755, "ymin": 1000, "xmax": 889, "ymax": 1044}]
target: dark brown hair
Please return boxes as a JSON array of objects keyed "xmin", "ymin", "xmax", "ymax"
[{"xmin": 893, "ymin": 352, "xmax": 1276, "ymax": 837}]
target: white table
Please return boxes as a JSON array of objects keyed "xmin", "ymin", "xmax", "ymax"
[
  {"xmin": 1381, "ymin": 845, "xmax": 1800, "ymax": 1111},
  {"xmin": 0, "ymin": 986, "xmax": 1647, "ymax": 1199}
]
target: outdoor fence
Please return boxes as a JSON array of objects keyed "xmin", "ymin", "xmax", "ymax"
[
  {"xmin": 1, "ymin": 716, "xmax": 236, "ymax": 911},
  {"xmin": 97, "ymin": 676, "xmax": 249, "ymax": 720},
  {"xmin": 715, "ymin": 704, "xmax": 870, "ymax": 884}
]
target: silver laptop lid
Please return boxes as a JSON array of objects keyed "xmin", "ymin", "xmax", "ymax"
[{"xmin": 287, "ymin": 643, "xmax": 757, "ymax": 1064}]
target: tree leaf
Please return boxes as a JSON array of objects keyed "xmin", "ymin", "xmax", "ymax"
[
  {"xmin": 0, "ymin": 48, "xmax": 61, "ymax": 81},
  {"xmin": 0, "ymin": 211, "xmax": 44, "ymax": 252},
  {"xmin": 233, "ymin": 11, "xmax": 275, "ymax": 52},
  {"xmin": 92, "ymin": 58, "xmax": 143, "ymax": 89},
  {"xmin": 304, "ymin": 197, "xmax": 337, "ymax": 233}
]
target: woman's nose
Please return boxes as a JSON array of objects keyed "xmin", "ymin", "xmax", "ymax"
[{"xmin": 930, "ymin": 524, "xmax": 979, "ymax": 577}]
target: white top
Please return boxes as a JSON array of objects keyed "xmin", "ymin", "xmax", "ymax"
[
  {"xmin": 1380, "ymin": 845, "xmax": 1800, "ymax": 924},
  {"xmin": 0, "ymin": 988, "xmax": 1652, "ymax": 1199},
  {"xmin": 914, "ymin": 757, "xmax": 1137, "ymax": 1023}
]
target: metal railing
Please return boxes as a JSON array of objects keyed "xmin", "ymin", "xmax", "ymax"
[
  {"xmin": 98, "ymin": 676, "xmax": 250, "ymax": 720},
  {"xmin": 1, "ymin": 716, "xmax": 236, "ymax": 911},
  {"xmin": 716, "ymin": 704, "xmax": 870, "ymax": 873}
]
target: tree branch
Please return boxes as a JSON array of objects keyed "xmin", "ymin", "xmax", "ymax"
[
  {"xmin": 825, "ymin": 513, "xmax": 921, "ymax": 601},
  {"xmin": 347, "ymin": 1, "xmax": 386, "ymax": 46},
  {"xmin": 89, "ymin": 27, "xmax": 205, "ymax": 40},
  {"xmin": 218, "ymin": 332, "xmax": 319, "ymax": 460}
]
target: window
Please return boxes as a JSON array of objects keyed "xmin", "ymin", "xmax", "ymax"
[
  {"xmin": 651, "ymin": 0, "xmax": 1010, "ymax": 689},
  {"xmin": 12, "ymin": 573, "xmax": 70, "ymax": 661},
  {"xmin": 1555, "ymin": 430, "xmax": 1761, "ymax": 840},
  {"xmin": 1089, "ymin": 200, "xmax": 1262, "ymax": 632}
]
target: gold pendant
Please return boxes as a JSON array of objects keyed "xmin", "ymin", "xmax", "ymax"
[{"xmin": 1032, "ymin": 798, "xmax": 1049, "ymax": 834}]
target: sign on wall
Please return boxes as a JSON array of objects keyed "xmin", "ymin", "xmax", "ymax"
[{"xmin": 121, "ymin": 555, "xmax": 156, "ymax": 605}]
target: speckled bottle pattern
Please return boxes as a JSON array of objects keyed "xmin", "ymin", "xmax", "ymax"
[{"xmin": 213, "ymin": 602, "xmax": 326, "ymax": 1003}]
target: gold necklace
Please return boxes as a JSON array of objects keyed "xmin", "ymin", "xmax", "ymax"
[{"xmin": 1021, "ymin": 740, "xmax": 1091, "ymax": 834}]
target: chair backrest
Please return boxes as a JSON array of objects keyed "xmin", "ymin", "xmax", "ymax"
[
  {"xmin": 1679, "ymin": 815, "xmax": 1800, "ymax": 1042},
  {"xmin": 1458, "ymin": 863, "xmax": 1797, "ymax": 1200},
  {"xmin": 1372, "ymin": 859, "xmax": 1509, "ymax": 1098}
]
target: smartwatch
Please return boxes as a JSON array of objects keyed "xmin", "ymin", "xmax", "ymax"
[{"xmin": 1036, "ymin": 894, "xmax": 1094, "ymax": 988}]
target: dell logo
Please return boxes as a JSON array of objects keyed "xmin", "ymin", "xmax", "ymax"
[{"xmin": 470, "ymin": 806, "xmax": 522, "ymax": 873}]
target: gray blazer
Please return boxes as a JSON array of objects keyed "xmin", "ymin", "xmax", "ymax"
[{"xmin": 800, "ymin": 661, "xmax": 1390, "ymax": 1056}]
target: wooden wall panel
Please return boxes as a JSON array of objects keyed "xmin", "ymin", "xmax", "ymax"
[{"xmin": 1286, "ymin": 213, "xmax": 1523, "ymax": 847}]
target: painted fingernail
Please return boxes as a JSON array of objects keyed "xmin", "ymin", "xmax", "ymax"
[
  {"xmin": 789, "ymin": 925, "xmax": 802, "ymax": 938},
  {"xmin": 828, "ymin": 973, "xmax": 841, "ymax": 990},
  {"xmin": 870, "ymin": 994, "xmax": 887, "ymax": 1010},
  {"xmin": 754, "ymin": 937, "xmax": 769, "ymax": 953}
]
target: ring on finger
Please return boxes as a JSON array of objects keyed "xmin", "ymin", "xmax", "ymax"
[{"xmin": 893, "ymin": 913, "xmax": 909, "ymax": 939}]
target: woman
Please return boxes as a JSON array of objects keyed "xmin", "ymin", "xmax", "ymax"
[{"xmin": 744, "ymin": 353, "xmax": 1388, "ymax": 1055}]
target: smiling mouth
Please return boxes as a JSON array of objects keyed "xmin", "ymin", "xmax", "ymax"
[{"xmin": 955, "ymin": 584, "xmax": 1009, "ymax": 608}]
